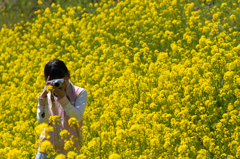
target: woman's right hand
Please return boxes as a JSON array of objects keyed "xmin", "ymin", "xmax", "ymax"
[{"xmin": 39, "ymin": 76, "xmax": 53, "ymax": 98}]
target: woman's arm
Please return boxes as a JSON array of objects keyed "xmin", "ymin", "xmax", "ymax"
[
  {"xmin": 57, "ymin": 89, "xmax": 88, "ymax": 122},
  {"xmin": 37, "ymin": 96, "xmax": 50, "ymax": 123},
  {"xmin": 37, "ymin": 76, "xmax": 52, "ymax": 123}
]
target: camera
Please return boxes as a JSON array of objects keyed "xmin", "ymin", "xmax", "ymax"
[{"xmin": 50, "ymin": 79, "xmax": 65, "ymax": 88}]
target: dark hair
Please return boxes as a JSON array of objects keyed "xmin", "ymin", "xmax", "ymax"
[{"xmin": 44, "ymin": 59, "xmax": 69, "ymax": 81}]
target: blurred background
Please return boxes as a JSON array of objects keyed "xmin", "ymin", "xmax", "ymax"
[{"xmin": 0, "ymin": 0, "xmax": 100, "ymax": 28}]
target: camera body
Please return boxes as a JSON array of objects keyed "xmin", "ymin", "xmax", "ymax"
[{"xmin": 50, "ymin": 79, "xmax": 65, "ymax": 88}]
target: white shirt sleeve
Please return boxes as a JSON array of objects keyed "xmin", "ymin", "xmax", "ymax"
[
  {"xmin": 57, "ymin": 88, "xmax": 88, "ymax": 122},
  {"xmin": 37, "ymin": 97, "xmax": 50, "ymax": 124}
]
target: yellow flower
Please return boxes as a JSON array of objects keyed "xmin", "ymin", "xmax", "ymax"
[
  {"xmin": 64, "ymin": 137, "xmax": 74, "ymax": 151},
  {"xmin": 68, "ymin": 117, "xmax": 79, "ymax": 128},
  {"xmin": 7, "ymin": 148, "xmax": 21, "ymax": 159},
  {"xmin": 51, "ymin": 3, "xmax": 56, "ymax": 8},
  {"xmin": 49, "ymin": 115, "xmax": 60, "ymax": 125},
  {"xmin": 38, "ymin": 0, "xmax": 43, "ymax": 5},
  {"xmin": 221, "ymin": 3, "xmax": 227, "ymax": 8},
  {"xmin": 230, "ymin": 14, "xmax": 236, "ymax": 21},
  {"xmin": 109, "ymin": 153, "xmax": 121, "ymax": 159},
  {"xmin": 60, "ymin": 129, "xmax": 70, "ymax": 140},
  {"xmin": 35, "ymin": 123, "xmax": 53, "ymax": 137},
  {"xmin": 55, "ymin": 154, "xmax": 66, "ymax": 159},
  {"xmin": 196, "ymin": 149, "xmax": 207, "ymax": 159},
  {"xmin": 46, "ymin": 85, "xmax": 54, "ymax": 92},
  {"xmin": 89, "ymin": 3, "xmax": 93, "ymax": 7},
  {"xmin": 39, "ymin": 140, "xmax": 54, "ymax": 153},
  {"xmin": 67, "ymin": 151, "xmax": 77, "ymax": 159},
  {"xmin": 76, "ymin": 154, "xmax": 87, "ymax": 159}
]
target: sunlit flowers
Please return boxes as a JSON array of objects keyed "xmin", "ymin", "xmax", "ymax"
[
  {"xmin": 55, "ymin": 154, "xmax": 66, "ymax": 159},
  {"xmin": 47, "ymin": 85, "xmax": 54, "ymax": 92},
  {"xmin": 39, "ymin": 140, "xmax": 55, "ymax": 156},
  {"xmin": 68, "ymin": 117, "xmax": 79, "ymax": 128},
  {"xmin": 1, "ymin": 0, "xmax": 240, "ymax": 158}
]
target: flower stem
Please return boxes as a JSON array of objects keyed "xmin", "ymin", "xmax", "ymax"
[{"xmin": 75, "ymin": 125, "xmax": 82, "ymax": 150}]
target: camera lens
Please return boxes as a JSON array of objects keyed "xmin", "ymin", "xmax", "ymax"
[
  {"xmin": 51, "ymin": 79, "xmax": 64, "ymax": 88},
  {"xmin": 54, "ymin": 83, "xmax": 60, "ymax": 88}
]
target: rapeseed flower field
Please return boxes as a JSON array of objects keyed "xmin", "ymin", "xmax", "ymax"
[{"xmin": 1, "ymin": 0, "xmax": 240, "ymax": 158}]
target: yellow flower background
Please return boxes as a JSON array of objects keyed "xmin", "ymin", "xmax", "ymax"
[{"xmin": 1, "ymin": 0, "xmax": 240, "ymax": 158}]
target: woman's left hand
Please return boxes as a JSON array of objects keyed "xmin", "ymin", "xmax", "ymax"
[{"xmin": 53, "ymin": 80, "xmax": 67, "ymax": 99}]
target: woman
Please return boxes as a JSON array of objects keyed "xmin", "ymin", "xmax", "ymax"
[{"xmin": 35, "ymin": 59, "xmax": 88, "ymax": 158}]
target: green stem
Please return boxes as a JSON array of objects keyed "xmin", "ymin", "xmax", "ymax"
[
  {"xmin": 75, "ymin": 125, "xmax": 82, "ymax": 150},
  {"xmin": 56, "ymin": 122, "xmax": 60, "ymax": 153},
  {"xmin": 53, "ymin": 125, "xmax": 55, "ymax": 151}
]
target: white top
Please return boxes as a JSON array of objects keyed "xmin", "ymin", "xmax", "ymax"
[{"xmin": 36, "ymin": 81, "xmax": 88, "ymax": 124}]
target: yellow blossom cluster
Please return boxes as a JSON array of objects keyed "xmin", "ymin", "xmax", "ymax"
[
  {"xmin": 47, "ymin": 85, "xmax": 54, "ymax": 92},
  {"xmin": 1, "ymin": 0, "xmax": 240, "ymax": 158},
  {"xmin": 68, "ymin": 117, "xmax": 79, "ymax": 128}
]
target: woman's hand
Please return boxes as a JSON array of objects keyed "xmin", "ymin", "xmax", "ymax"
[
  {"xmin": 53, "ymin": 80, "xmax": 67, "ymax": 99},
  {"xmin": 39, "ymin": 76, "xmax": 53, "ymax": 98}
]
